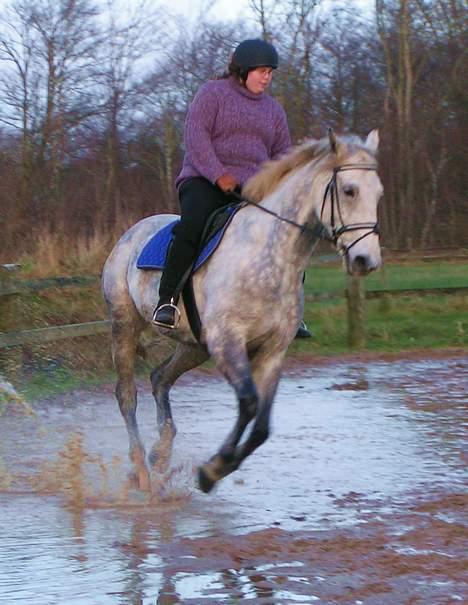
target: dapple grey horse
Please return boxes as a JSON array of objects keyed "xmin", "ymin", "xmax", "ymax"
[{"xmin": 102, "ymin": 130, "xmax": 383, "ymax": 493}]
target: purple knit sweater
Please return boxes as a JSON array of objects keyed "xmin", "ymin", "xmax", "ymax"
[{"xmin": 175, "ymin": 77, "xmax": 291, "ymax": 189}]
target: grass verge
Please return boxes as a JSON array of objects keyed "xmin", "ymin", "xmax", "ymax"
[{"xmin": 0, "ymin": 259, "xmax": 466, "ymax": 399}]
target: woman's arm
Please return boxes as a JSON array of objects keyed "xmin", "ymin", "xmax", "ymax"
[{"xmin": 184, "ymin": 84, "xmax": 228, "ymax": 185}]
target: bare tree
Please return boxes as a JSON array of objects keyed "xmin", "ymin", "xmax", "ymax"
[
  {"xmin": 91, "ymin": 0, "xmax": 166, "ymax": 229},
  {"xmin": 413, "ymin": 0, "xmax": 467, "ymax": 246},
  {"xmin": 316, "ymin": 4, "xmax": 382, "ymax": 132},
  {"xmin": 247, "ymin": 0, "xmax": 276, "ymax": 40},
  {"xmin": 0, "ymin": 0, "xmax": 466, "ymax": 257},
  {"xmin": 0, "ymin": 2, "xmax": 37, "ymax": 226},
  {"xmin": 248, "ymin": 0, "xmax": 322, "ymax": 139},
  {"xmin": 137, "ymin": 17, "xmax": 245, "ymax": 212},
  {"xmin": 376, "ymin": 0, "xmax": 467, "ymax": 248},
  {"xmin": 0, "ymin": 0, "xmax": 100, "ymax": 230},
  {"xmin": 376, "ymin": 0, "xmax": 433, "ymax": 248}
]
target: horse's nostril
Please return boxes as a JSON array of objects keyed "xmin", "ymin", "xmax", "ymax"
[
  {"xmin": 352, "ymin": 255, "xmax": 378, "ymax": 275},
  {"xmin": 354, "ymin": 255, "xmax": 368, "ymax": 270}
]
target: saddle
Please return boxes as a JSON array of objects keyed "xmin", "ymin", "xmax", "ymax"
[{"xmin": 137, "ymin": 203, "xmax": 242, "ymax": 341}]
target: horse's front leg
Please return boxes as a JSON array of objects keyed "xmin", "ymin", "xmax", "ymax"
[
  {"xmin": 112, "ymin": 319, "xmax": 151, "ymax": 491},
  {"xmin": 198, "ymin": 339, "xmax": 284, "ymax": 493},
  {"xmin": 197, "ymin": 334, "xmax": 257, "ymax": 492},
  {"xmin": 149, "ymin": 344, "xmax": 209, "ymax": 474}
]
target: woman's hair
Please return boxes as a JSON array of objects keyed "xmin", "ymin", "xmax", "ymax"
[
  {"xmin": 216, "ymin": 39, "xmax": 278, "ymax": 84},
  {"xmin": 217, "ymin": 61, "xmax": 249, "ymax": 84}
]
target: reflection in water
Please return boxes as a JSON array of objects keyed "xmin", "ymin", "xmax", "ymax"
[
  {"xmin": 170, "ymin": 568, "xmax": 308, "ymax": 601},
  {"xmin": 0, "ymin": 356, "xmax": 466, "ymax": 603}
]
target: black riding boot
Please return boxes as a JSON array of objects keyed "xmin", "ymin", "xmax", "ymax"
[
  {"xmin": 152, "ymin": 177, "xmax": 236, "ymax": 328},
  {"xmin": 152, "ymin": 237, "xmax": 196, "ymax": 328},
  {"xmin": 294, "ymin": 272, "xmax": 312, "ymax": 338},
  {"xmin": 295, "ymin": 320, "xmax": 312, "ymax": 339},
  {"xmin": 152, "ymin": 297, "xmax": 180, "ymax": 328}
]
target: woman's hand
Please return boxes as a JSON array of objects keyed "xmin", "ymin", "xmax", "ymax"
[{"xmin": 216, "ymin": 173, "xmax": 239, "ymax": 192}]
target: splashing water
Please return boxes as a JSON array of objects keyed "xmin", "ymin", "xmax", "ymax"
[
  {"xmin": 0, "ymin": 356, "xmax": 466, "ymax": 604},
  {"xmin": 24, "ymin": 431, "xmax": 193, "ymax": 510},
  {"xmin": 0, "ymin": 378, "xmax": 34, "ymax": 417}
]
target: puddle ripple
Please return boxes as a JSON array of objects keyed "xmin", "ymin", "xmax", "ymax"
[{"xmin": 0, "ymin": 355, "xmax": 466, "ymax": 603}]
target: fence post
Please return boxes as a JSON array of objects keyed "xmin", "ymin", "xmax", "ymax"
[
  {"xmin": 346, "ymin": 274, "xmax": 366, "ymax": 349},
  {"xmin": 0, "ymin": 264, "xmax": 22, "ymax": 379}
]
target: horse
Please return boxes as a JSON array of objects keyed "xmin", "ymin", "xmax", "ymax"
[{"xmin": 102, "ymin": 130, "xmax": 383, "ymax": 494}]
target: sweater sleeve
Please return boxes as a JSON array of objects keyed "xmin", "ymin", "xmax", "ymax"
[
  {"xmin": 271, "ymin": 104, "xmax": 292, "ymax": 159},
  {"xmin": 183, "ymin": 83, "xmax": 227, "ymax": 185}
]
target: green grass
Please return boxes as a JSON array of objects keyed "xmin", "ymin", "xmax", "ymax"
[
  {"xmin": 20, "ymin": 367, "xmax": 95, "ymax": 400},
  {"xmin": 1, "ymin": 259, "xmax": 467, "ymax": 400},
  {"xmin": 304, "ymin": 260, "xmax": 468, "ymax": 296},
  {"xmin": 292, "ymin": 298, "xmax": 467, "ymax": 355},
  {"xmin": 292, "ymin": 260, "xmax": 468, "ymax": 355}
]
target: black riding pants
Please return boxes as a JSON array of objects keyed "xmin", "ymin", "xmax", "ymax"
[{"xmin": 158, "ymin": 177, "xmax": 238, "ymax": 301}]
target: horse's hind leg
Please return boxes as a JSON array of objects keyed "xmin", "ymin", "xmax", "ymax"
[
  {"xmin": 112, "ymin": 316, "xmax": 150, "ymax": 491},
  {"xmin": 149, "ymin": 344, "xmax": 209, "ymax": 472}
]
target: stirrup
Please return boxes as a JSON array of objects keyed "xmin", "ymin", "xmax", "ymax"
[{"xmin": 151, "ymin": 298, "xmax": 181, "ymax": 329}]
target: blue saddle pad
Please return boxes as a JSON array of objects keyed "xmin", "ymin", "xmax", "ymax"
[{"xmin": 137, "ymin": 205, "xmax": 239, "ymax": 272}]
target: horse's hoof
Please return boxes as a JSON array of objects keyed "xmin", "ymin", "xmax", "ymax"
[
  {"xmin": 128, "ymin": 467, "xmax": 151, "ymax": 492},
  {"xmin": 148, "ymin": 449, "xmax": 159, "ymax": 467},
  {"xmin": 149, "ymin": 447, "xmax": 171, "ymax": 469},
  {"xmin": 139, "ymin": 474, "xmax": 151, "ymax": 492},
  {"xmin": 127, "ymin": 470, "xmax": 139, "ymax": 489},
  {"xmin": 198, "ymin": 466, "xmax": 216, "ymax": 493}
]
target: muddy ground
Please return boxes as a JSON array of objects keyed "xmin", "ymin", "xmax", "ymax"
[{"xmin": 0, "ymin": 351, "xmax": 466, "ymax": 604}]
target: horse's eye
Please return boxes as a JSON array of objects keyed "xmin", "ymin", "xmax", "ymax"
[{"xmin": 343, "ymin": 185, "xmax": 356, "ymax": 197}]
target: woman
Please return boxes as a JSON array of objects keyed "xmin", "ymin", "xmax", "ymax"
[{"xmin": 153, "ymin": 38, "xmax": 311, "ymax": 338}]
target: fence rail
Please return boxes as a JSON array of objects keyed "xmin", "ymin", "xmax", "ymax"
[
  {"xmin": 0, "ymin": 320, "xmax": 111, "ymax": 348},
  {"xmin": 0, "ymin": 275, "xmax": 99, "ymax": 297},
  {"xmin": 1, "ymin": 266, "xmax": 467, "ymax": 350},
  {"xmin": 305, "ymin": 285, "xmax": 468, "ymax": 302}
]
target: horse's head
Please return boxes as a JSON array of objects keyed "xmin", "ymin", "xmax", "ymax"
[
  {"xmin": 319, "ymin": 130, "xmax": 383, "ymax": 276},
  {"xmin": 242, "ymin": 129, "xmax": 383, "ymax": 276}
]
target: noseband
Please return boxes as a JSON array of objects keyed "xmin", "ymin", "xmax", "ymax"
[{"xmin": 320, "ymin": 163, "xmax": 380, "ymax": 255}]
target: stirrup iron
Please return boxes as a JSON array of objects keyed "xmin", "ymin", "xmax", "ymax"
[{"xmin": 152, "ymin": 298, "xmax": 181, "ymax": 329}]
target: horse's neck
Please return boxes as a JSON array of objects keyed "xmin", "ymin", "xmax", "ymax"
[
  {"xmin": 266, "ymin": 162, "xmax": 324, "ymax": 220},
  {"xmin": 238, "ymin": 179, "xmax": 320, "ymax": 273},
  {"xmin": 251, "ymin": 169, "xmax": 324, "ymax": 263}
]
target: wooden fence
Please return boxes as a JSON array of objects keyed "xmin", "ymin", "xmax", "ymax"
[
  {"xmin": 1, "ymin": 263, "xmax": 467, "ymax": 351},
  {"xmin": 0, "ymin": 267, "xmax": 108, "ymax": 350}
]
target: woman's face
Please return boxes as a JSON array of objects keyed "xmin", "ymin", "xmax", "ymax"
[{"xmin": 245, "ymin": 67, "xmax": 274, "ymax": 94}]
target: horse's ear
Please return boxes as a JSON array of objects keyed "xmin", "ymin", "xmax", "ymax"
[
  {"xmin": 365, "ymin": 129, "xmax": 379, "ymax": 153},
  {"xmin": 328, "ymin": 128, "xmax": 338, "ymax": 154}
]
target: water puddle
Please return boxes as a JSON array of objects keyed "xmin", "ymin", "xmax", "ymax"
[{"xmin": 0, "ymin": 355, "xmax": 466, "ymax": 603}]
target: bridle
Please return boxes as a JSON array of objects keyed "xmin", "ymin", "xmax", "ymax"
[
  {"xmin": 320, "ymin": 163, "xmax": 380, "ymax": 255},
  {"xmin": 235, "ymin": 162, "xmax": 380, "ymax": 258}
]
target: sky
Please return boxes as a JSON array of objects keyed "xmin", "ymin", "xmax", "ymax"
[
  {"xmin": 168, "ymin": 0, "xmax": 245, "ymax": 21},
  {"xmin": 0, "ymin": 0, "xmax": 372, "ymax": 22},
  {"xmin": 161, "ymin": 0, "xmax": 373, "ymax": 23}
]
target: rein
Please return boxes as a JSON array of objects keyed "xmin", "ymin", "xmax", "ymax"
[
  {"xmin": 234, "ymin": 162, "xmax": 379, "ymax": 256},
  {"xmin": 231, "ymin": 191, "xmax": 329, "ymax": 240}
]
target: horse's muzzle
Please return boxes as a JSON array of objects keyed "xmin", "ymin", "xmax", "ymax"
[{"xmin": 348, "ymin": 252, "xmax": 381, "ymax": 276}]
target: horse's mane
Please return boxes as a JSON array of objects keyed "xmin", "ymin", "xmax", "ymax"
[{"xmin": 243, "ymin": 134, "xmax": 375, "ymax": 202}]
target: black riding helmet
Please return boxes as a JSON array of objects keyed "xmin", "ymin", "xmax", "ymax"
[{"xmin": 232, "ymin": 39, "xmax": 279, "ymax": 70}]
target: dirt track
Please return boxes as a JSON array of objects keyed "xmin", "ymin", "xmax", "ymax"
[{"xmin": 0, "ymin": 352, "xmax": 467, "ymax": 604}]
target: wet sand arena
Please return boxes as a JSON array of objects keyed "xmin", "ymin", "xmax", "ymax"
[{"xmin": 0, "ymin": 354, "xmax": 467, "ymax": 604}]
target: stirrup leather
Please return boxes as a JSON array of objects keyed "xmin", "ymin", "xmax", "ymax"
[{"xmin": 152, "ymin": 298, "xmax": 181, "ymax": 329}]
